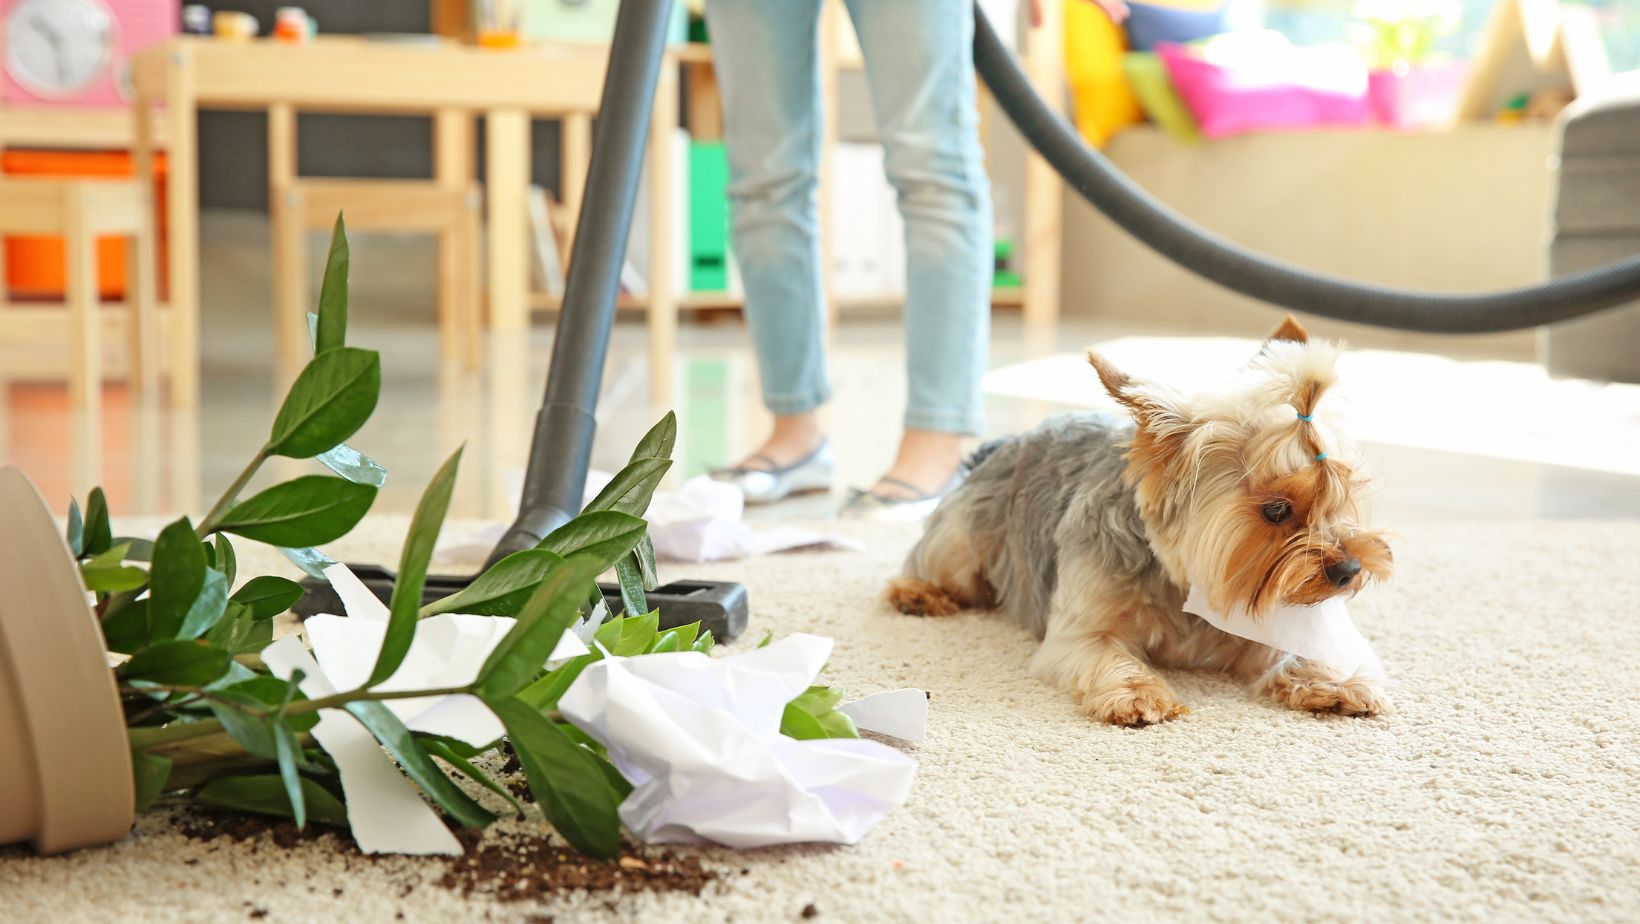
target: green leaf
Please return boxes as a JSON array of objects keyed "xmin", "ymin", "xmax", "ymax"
[
  {"xmin": 474, "ymin": 555, "xmax": 604, "ymax": 700},
  {"xmin": 612, "ymin": 556, "xmax": 646, "ymax": 616},
  {"xmin": 131, "ymin": 750, "xmax": 172, "ymax": 812},
  {"xmin": 102, "ymin": 599, "xmax": 150, "ymax": 654},
  {"xmin": 177, "ymin": 569, "xmax": 230, "ymax": 640},
  {"xmin": 317, "ymin": 442, "xmax": 388, "ymax": 487},
  {"xmin": 279, "ymin": 545, "xmax": 337, "ymax": 579},
  {"xmin": 194, "ymin": 775, "xmax": 349, "ymax": 827},
  {"xmin": 628, "ymin": 411, "xmax": 677, "ymax": 463},
  {"xmin": 230, "ymin": 576, "xmax": 305, "ymax": 620},
  {"xmin": 274, "ymin": 721, "xmax": 308, "ymax": 829},
  {"xmin": 536, "ymin": 511, "xmax": 647, "ymax": 571},
  {"xmin": 484, "ymin": 696, "xmax": 623, "ymax": 858},
  {"xmin": 82, "ymin": 487, "xmax": 112, "ymax": 556},
  {"xmin": 342, "ymin": 701, "xmax": 495, "ymax": 829},
  {"xmin": 517, "ymin": 651, "xmax": 598, "ymax": 711},
  {"xmin": 266, "ymin": 347, "xmax": 381, "ymax": 459},
  {"xmin": 647, "ymin": 629, "xmax": 683, "ymax": 654},
  {"xmin": 215, "ymin": 476, "xmax": 376, "ymax": 547},
  {"xmin": 66, "ymin": 498, "xmax": 84, "ymax": 557},
  {"xmin": 80, "ymin": 542, "xmax": 149, "ymax": 593},
  {"xmin": 634, "ymin": 534, "xmax": 659, "ymax": 589},
  {"xmin": 113, "ymin": 537, "xmax": 154, "ymax": 562},
  {"xmin": 147, "ymin": 518, "xmax": 206, "ymax": 641},
  {"xmin": 780, "ymin": 685, "xmax": 860, "ymax": 741},
  {"xmin": 611, "ymin": 612, "xmax": 660, "ymax": 657},
  {"xmin": 210, "ymin": 677, "xmax": 318, "ymax": 760},
  {"xmin": 757, "ymin": 630, "xmax": 773, "ymax": 649},
  {"xmin": 420, "ymin": 736, "xmax": 525, "ymax": 816},
  {"xmin": 369, "ymin": 447, "xmax": 462, "ymax": 688},
  {"xmin": 692, "ymin": 629, "xmax": 715, "ymax": 653},
  {"xmin": 664, "ymin": 621, "xmax": 700, "ymax": 649},
  {"xmin": 213, "ymin": 535, "xmax": 237, "ymax": 587},
  {"xmin": 421, "ymin": 548, "xmax": 566, "ymax": 618},
  {"xmin": 582, "ymin": 457, "xmax": 671, "ymax": 517},
  {"xmin": 121, "ymin": 640, "xmax": 231, "ymax": 687},
  {"xmin": 315, "ymin": 213, "xmax": 349, "ymax": 354}
]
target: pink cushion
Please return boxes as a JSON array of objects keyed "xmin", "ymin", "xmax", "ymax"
[{"xmin": 1157, "ymin": 42, "xmax": 1369, "ymax": 138}]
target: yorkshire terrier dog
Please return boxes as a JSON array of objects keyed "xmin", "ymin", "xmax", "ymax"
[{"xmin": 888, "ymin": 316, "xmax": 1393, "ymax": 725}]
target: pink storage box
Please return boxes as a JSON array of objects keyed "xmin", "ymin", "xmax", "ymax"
[{"xmin": 1156, "ymin": 41, "xmax": 1370, "ymax": 139}]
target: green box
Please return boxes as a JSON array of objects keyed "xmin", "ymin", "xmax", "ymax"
[{"xmin": 689, "ymin": 141, "xmax": 730, "ymax": 292}]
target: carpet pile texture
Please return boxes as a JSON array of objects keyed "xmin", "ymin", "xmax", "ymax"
[{"xmin": 3, "ymin": 517, "xmax": 1638, "ymax": 922}]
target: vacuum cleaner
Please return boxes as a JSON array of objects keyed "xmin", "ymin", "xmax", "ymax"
[{"xmin": 298, "ymin": 0, "xmax": 1640, "ymax": 637}]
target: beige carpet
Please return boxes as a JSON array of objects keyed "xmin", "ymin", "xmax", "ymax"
[{"xmin": 4, "ymin": 517, "xmax": 1640, "ymax": 923}]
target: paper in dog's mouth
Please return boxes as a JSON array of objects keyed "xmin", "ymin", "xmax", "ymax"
[{"xmin": 1182, "ymin": 585, "xmax": 1386, "ymax": 680}]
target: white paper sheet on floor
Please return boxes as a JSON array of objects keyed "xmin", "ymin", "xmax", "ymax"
[
  {"xmin": 435, "ymin": 473, "xmax": 860, "ymax": 565},
  {"xmin": 558, "ymin": 634, "xmax": 919, "ymax": 849}
]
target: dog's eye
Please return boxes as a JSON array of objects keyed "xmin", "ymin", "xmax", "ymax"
[{"xmin": 1261, "ymin": 500, "xmax": 1293, "ymax": 524}]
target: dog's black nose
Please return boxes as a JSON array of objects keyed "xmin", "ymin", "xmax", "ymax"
[{"xmin": 1325, "ymin": 558, "xmax": 1361, "ymax": 588}]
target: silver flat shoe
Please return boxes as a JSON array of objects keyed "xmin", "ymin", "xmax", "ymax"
[
  {"xmin": 839, "ymin": 472, "xmax": 963, "ymax": 522},
  {"xmin": 709, "ymin": 440, "xmax": 835, "ymax": 505}
]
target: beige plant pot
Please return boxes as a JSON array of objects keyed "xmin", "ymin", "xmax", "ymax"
[{"xmin": 0, "ymin": 466, "xmax": 133, "ymax": 854}]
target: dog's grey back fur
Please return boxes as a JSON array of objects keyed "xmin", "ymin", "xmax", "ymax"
[{"xmin": 920, "ymin": 412, "xmax": 1168, "ymax": 638}]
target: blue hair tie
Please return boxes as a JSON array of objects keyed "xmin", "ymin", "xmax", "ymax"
[
  {"xmin": 1314, "ymin": 452, "xmax": 1329, "ymax": 462},
  {"xmin": 1296, "ymin": 412, "xmax": 1314, "ymax": 422}
]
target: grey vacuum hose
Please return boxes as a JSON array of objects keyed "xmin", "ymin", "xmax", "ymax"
[{"xmin": 971, "ymin": 3, "xmax": 1640, "ymax": 333}]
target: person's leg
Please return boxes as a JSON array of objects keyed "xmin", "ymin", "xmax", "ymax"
[
  {"xmin": 704, "ymin": 0, "xmax": 829, "ymax": 471},
  {"xmin": 846, "ymin": 0, "xmax": 993, "ymax": 497}
]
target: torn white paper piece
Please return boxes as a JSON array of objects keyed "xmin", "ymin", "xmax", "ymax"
[
  {"xmin": 558, "ymin": 634, "xmax": 916, "ymax": 849},
  {"xmin": 1183, "ymin": 585, "xmax": 1386, "ymax": 680},
  {"xmin": 262, "ymin": 636, "xmax": 464, "ymax": 856},
  {"xmin": 305, "ymin": 564, "xmax": 588, "ymax": 747},
  {"xmin": 641, "ymin": 475, "xmax": 862, "ymax": 563},
  {"xmin": 840, "ymin": 689, "xmax": 928, "ymax": 744}
]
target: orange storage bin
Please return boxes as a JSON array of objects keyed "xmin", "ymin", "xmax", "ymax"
[{"xmin": 2, "ymin": 150, "xmax": 169, "ymax": 300}]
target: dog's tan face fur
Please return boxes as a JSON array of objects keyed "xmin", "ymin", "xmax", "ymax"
[
  {"xmin": 1091, "ymin": 318, "xmax": 1393, "ymax": 619},
  {"xmin": 890, "ymin": 315, "xmax": 1395, "ymax": 725}
]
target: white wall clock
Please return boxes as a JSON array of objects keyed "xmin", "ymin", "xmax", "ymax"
[{"xmin": 3, "ymin": 0, "xmax": 117, "ymax": 99}]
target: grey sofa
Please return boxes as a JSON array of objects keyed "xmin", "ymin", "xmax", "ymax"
[{"xmin": 1545, "ymin": 73, "xmax": 1640, "ymax": 383}]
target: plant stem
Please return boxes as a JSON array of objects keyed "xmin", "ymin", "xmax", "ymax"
[
  {"xmin": 197, "ymin": 446, "xmax": 271, "ymax": 537},
  {"xmin": 129, "ymin": 683, "xmax": 477, "ymax": 752},
  {"xmin": 282, "ymin": 684, "xmax": 476, "ymax": 718}
]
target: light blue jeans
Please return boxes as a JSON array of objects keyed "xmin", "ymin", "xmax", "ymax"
[{"xmin": 705, "ymin": 0, "xmax": 993, "ymax": 435}]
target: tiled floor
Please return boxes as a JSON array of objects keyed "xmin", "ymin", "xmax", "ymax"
[{"xmin": 5, "ymin": 211, "xmax": 1639, "ymax": 529}]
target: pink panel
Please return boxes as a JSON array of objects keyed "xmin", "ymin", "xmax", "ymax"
[{"xmin": 2, "ymin": 0, "xmax": 179, "ymax": 108}]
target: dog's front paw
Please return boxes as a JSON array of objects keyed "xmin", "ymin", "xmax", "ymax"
[
  {"xmin": 1080, "ymin": 680, "xmax": 1190, "ymax": 727},
  {"xmin": 1266, "ymin": 670, "xmax": 1391, "ymax": 717}
]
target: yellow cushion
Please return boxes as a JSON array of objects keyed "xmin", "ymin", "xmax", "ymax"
[{"xmin": 1063, "ymin": 0, "xmax": 1144, "ymax": 147}]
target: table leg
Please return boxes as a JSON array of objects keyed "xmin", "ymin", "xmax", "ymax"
[
  {"xmin": 647, "ymin": 58, "xmax": 680, "ymax": 407},
  {"xmin": 129, "ymin": 90, "xmax": 160, "ymax": 397},
  {"xmin": 561, "ymin": 111, "xmax": 591, "ymax": 264},
  {"xmin": 486, "ymin": 108, "xmax": 531, "ymax": 334},
  {"xmin": 164, "ymin": 47, "xmax": 201, "ymax": 409},
  {"xmin": 435, "ymin": 108, "xmax": 478, "ymax": 367},
  {"xmin": 63, "ymin": 188, "xmax": 102, "ymax": 494},
  {"xmin": 268, "ymin": 102, "xmax": 303, "ymax": 385}
]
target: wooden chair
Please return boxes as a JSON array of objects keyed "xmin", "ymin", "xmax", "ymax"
[
  {"xmin": 0, "ymin": 177, "xmax": 159, "ymax": 409},
  {"xmin": 271, "ymin": 176, "xmax": 483, "ymax": 379}
]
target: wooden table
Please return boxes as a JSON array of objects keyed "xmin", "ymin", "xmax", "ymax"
[{"xmin": 129, "ymin": 36, "xmax": 679, "ymax": 406}]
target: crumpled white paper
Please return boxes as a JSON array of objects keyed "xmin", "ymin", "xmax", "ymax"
[
  {"xmin": 435, "ymin": 473, "xmax": 861, "ymax": 565},
  {"xmin": 1183, "ymin": 585, "xmax": 1386, "ymax": 680},
  {"xmin": 261, "ymin": 564, "xmax": 590, "ymax": 855},
  {"xmin": 558, "ymin": 634, "xmax": 918, "ymax": 848},
  {"xmin": 839, "ymin": 689, "xmax": 928, "ymax": 744}
]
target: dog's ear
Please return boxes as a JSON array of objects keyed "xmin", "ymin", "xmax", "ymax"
[
  {"xmin": 1088, "ymin": 352, "xmax": 1180, "ymax": 424},
  {"xmin": 1266, "ymin": 314, "xmax": 1310, "ymax": 345},
  {"xmin": 1089, "ymin": 352, "xmax": 1142, "ymax": 411}
]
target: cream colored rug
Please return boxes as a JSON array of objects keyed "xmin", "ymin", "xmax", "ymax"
[{"xmin": 4, "ymin": 517, "xmax": 1640, "ymax": 923}]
